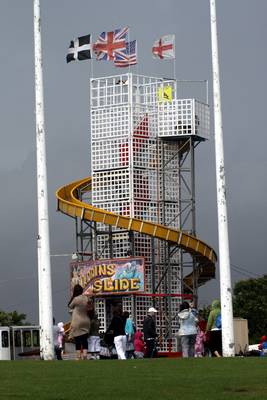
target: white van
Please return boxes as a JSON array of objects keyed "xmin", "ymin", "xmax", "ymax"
[
  {"xmin": 0, "ymin": 327, "xmax": 11, "ymax": 360},
  {"xmin": 10, "ymin": 326, "xmax": 40, "ymax": 360}
]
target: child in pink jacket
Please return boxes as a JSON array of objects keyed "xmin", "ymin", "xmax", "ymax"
[
  {"xmin": 195, "ymin": 326, "xmax": 206, "ymax": 357},
  {"xmin": 134, "ymin": 330, "xmax": 145, "ymax": 359}
]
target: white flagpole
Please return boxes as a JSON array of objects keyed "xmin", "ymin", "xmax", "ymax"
[
  {"xmin": 91, "ymin": 34, "xmax": 94, "ymax": 79},
  {"xmin": 210, "ymin": 0, "xmax": 235, "ymax": 357},
  {"xmin": 173, "ymin": 35, "xmax": 176, "ymax": 80},
  {"xmin": 33, "ymin": 0, "xmax": 54, "ymax": 360}
]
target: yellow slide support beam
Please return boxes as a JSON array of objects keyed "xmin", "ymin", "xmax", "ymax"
[{"xmin": 56, "ymin": 177, "xmax": 216, "ymax": 288}]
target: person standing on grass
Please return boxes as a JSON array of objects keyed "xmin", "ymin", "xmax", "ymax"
[
  {"xmin": 87, "ymin": 310, "xmax": 101, "ymax": 360},
  {"xmin": 123, "ymin": 311, "xmax": 135, "ymax": 359},
  {"xmin": 53, "ymin": 318, "xmax": 64, "ymax": 360},
  {"xmin": 68, "ymin": 284, "xmax": 91, "ymax": 360},
  {"xmin": 107, "ymin": 306, "xmax": 127, "ymax": 360},
  {"xmin": 57, "ymin": 322, "xmax": 65, "ymax": 359},
  {"xmin": 195, "ymin": 326, "xmax": 206, "ymax": 357},
  {"xmin": 258, "ymin": 335, "xmax": 267, "ymax": 357},
  {"xmin": 143, "ymin": 307, "xmax": 158, "ymax": 358},
  {"xmin": 134, "ymin": 330, "xmax": 145, "ymax": 359},
  {"xmin": 178, "ymin": 301, "xmax": 198, "ymax": 358},
  {"xmin": 205, "ymin": 299, "xmax": 222, "ymax": 357}
]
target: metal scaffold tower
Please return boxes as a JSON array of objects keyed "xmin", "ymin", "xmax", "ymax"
[{"xmin": 70, "ymin": 73, "xmax": 211, "ymax": 352}]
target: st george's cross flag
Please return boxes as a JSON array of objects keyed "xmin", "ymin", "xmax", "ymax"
[
  {"xmin": 114, "ymin": 40, "xmax": 137, "ymax": 67},
  {"xmin": 66, "ymin": 34, "xmax": 92, "ymax": 63},
  {"xmin": 152, "ymin": 34, "xmax": 175, "ymax": 60},
  {"xmin": 93, "ymin": 27, "xmax": 128, "ymax": 61}
]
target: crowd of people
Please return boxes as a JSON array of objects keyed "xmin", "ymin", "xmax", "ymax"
[
  {"xmin": 61, "ymin": 284, "xmax": 160, "ymax": 360},
  {"xmin": 177, "ymin": 299, "xmax": 222, "ymax": 358},
  {"xmin": 54, "ymin": 284, "xmax": 229, "ymax": 360}
]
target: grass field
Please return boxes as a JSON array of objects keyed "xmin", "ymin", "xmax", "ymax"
[{"xmin": 1, "ymin": 358, "xmax": 267, "ymax": 400}]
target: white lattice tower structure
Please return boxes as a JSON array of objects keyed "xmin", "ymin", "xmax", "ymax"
[{"xmin": 90, "ymin": 73, "xmax": 209, "ymax": 351}]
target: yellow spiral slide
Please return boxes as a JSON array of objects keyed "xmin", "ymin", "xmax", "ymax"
[{"xmin": 56, "ymin": 177, "xmax": 216, "ymax": 289}]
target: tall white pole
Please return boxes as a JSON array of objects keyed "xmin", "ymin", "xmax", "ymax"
[
  {"xmin": 210, "ymin": 0, "xmax": 235, "ymax": 357},
  {"xmin": 33, "ymin": 0, "xmax": 54, "ymax": 360}
]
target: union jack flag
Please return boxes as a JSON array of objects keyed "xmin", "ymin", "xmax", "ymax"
[
  {"xmin": 114, "ymin": 40, "xmax": 137, "ymax": 67},
  {"xmin": 93, "ymin": 27, "xmax": 128, "ymax": 61}
]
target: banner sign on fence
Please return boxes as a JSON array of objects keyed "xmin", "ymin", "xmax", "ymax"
[{"xmin": 70, "ymin": 257, "xmax": 145, "ymax": 296}]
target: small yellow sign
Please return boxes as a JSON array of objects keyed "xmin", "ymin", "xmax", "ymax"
[{"xmin": 158, "ymin": 85, "xmax": 172, "ymax": 103}]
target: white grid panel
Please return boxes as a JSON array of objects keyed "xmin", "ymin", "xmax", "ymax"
[
  {"xmin": 133, "ymin": 233, "xmax": 152, "ymax": 263},
  {"xmin": 91, "ymin": 74, "xmax": 177, "ymax": 109},
  {"xmin": 194, "ymin": 100, "xmax": 210, "ymax": 140},
  {"xmin": 133, "ymin": 169, "xmax": 158, "ymax": 202},
  {"xmin": 132, "ymin": 107, "xmax": 158, "ymax": 139},
  {"xmin": 161, "ymin": 202, "xmax": 180, "ymax": 228},
  {"xmin": 133, "ymin": 138, "xmax": 160, "ymax": 169},
  {"xmin": 94, "ymin": 298, "xmax": 106, "ymax": 332},
  {"xmin": 158, "ymin": 99, "xmax": 192, "ymax": 138},
  {"xmin": 158, "ymin": 99, "xmax": 209, "ymax": 139},
  {"xmin": 132, "ymin": 76, "xmax": 177, "ymax": 106},
  {"xmin": 91, "ymin": 200, "xmax": 167, "ymax": 227},
  {"xmin": 92, "ymin": 137, "xmax": 130, "ymax": 171},
  {"xmin": 171, "ymin": 297, "xmax": 181, "ymax": 323},
  {"xmin": 97, "ymin": 232, "xmax": 130, "ymax": 259},
  {"xmin": 160, "ymin": 171, "xmax": 179, "ymax": 202},
  {"xmin": 162, "ymin": 142, "xmax": 180, "ymax": 170},
  {"xmin": 122, "ymin": 296, "xmax": 133, "ymax": 315},
  {"xmin": 158, "ymin": 241, "xmax": 181, "ymax": 267},
  {"xmin": 134, "ymin": 296, "xmax": 181, "ymax": 352},
  {"xmin": 91, "ymin": 105, "xmax": 130, "ymax": 140},
  {"xmin": 170, "ymin": 265, "xmax": 182, "ymax": 292},
  {"xmin": 153, "ymin": 262, "xmax": 181, "ymax": 294},
  {"xmin": 96, "ymin": 234, "xmax": 110, "ymax": 259},
  {"xmin": 92, "ymin": 170, "xmax": 130, "ymax": 203},
  {"xmin": 135, "ymin": 296, "xmax": 153, "ymax": 329},
  {"xmin": 91, "ymin": 75, "xmax": 130, "ymax": 108},
  {"xmin": 133, "ymin": 201, "xmax": 159, "ymax": 223},
  {"xmin": 93, "ymin": 201, "xmax": 131, "ymax": 215}
]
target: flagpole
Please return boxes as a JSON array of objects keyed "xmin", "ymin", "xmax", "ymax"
[
  {"xmin": 135, "ymin": 39, "xmax": 139, "ymax": 75},
  {"xmin": 210, "ymin": 0, "xmax": 235, "ymax": 357},
  {"xmin": 33, "ymin": 0, "xmax": 54, "ymax": 360},
  {"xmin": 91, "ymin": 34, "xmax": 94, "ymax": 79},
  {"xmin": 173, "ymin": 35, "xmax": 176, "ymax": 80},
  {"xmin": 128, "ymin": 26, "xmax": 131, "ymax": 75}
]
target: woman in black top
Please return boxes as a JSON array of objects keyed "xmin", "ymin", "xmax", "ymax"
[{"xmin": 107, "ymin": 307, "xmax": 126, "ymax": 359}]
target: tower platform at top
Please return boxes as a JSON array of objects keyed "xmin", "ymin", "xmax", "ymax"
[{"xmin": 90, "ymin": 73, "xmax": 210, "ymax": 142}]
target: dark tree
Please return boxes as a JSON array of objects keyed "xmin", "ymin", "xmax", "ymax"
[
  {"xmin": 233, "ymin": 275, "xmax": 267, "ymax": 343},
  {"xmin": 0, "ymin": 309, "xmax": 28, "ymax": 326}
]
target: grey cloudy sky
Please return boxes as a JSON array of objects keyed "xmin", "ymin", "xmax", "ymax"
[{"xmin": 0, "ymin": 0, "xmax": 266, "ymax": 324}]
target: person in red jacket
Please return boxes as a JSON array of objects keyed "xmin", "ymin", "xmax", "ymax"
[{"xmin": 134, "ymin": 330, "xmax": 145, "ymax": 359}]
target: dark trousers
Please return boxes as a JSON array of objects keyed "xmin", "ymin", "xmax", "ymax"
[
  {"xmin": 209, "ymin": 330, "xmax": 222, "ymax": 356},
  {"xmin": 145, "ymin": 339, "xmax": 157, "ymax": 358},
  {"xmin": 54, "ymin": 346, "xmax": 62, "ymax": 360}
]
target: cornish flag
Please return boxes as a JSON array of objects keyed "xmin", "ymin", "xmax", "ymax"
[
  {"xmin": 152, "ymin": 34, "xmax": 175, "ymax": 60},
  {"xmin": 66, "ymin": 34, "xmax": 92, "ymax": 63}
]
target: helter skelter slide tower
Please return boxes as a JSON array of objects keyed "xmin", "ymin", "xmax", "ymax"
[{"xmin": 56, "ymin": 72, "xmax": 217, "ymax": 352}]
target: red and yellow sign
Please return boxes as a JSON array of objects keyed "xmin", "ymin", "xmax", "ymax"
[{"xmin": 70, "ymin": 257, "xmax": 145, "ymax": 296}]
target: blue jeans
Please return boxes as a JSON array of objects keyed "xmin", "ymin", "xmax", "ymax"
[{"xmin": 180, "ymin": 334, "xmax": 197, "ymax": 358}]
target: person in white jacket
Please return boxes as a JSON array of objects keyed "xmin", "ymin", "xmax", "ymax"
[{"xmin": 178, "ymin": 301, "xmax": 198, "ymax": 358}]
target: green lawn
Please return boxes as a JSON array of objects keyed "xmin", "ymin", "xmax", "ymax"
[{"xmin": 0, "ymin": 358, "xmax": 266, "ymax": 400}]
